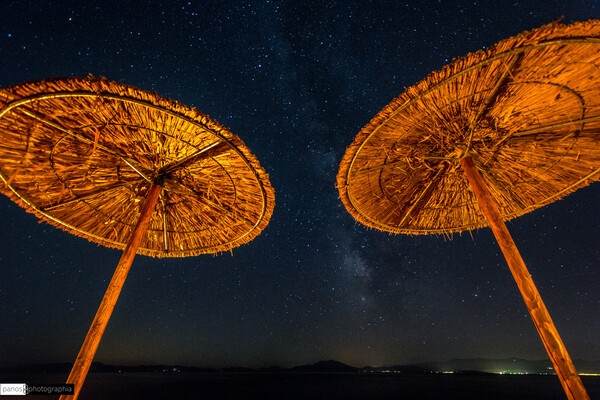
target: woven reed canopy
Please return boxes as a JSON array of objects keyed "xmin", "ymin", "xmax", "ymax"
[
  {"xmin": 0, "ymin": 76, "xmax": 274, "ymax": 256},
  {"xmin": 337, "ymin": 20, "xmax": 600, "ymax": 234},
  {"xmin": 0, "ymin": 76, "xmax": 275, "ymax": 400}
]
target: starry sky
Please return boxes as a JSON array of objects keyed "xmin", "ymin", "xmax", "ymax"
[{"xmin": 0, "ymin": 1, "xmax": 598, "ymax": 370}]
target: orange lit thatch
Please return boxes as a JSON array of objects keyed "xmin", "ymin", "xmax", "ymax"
[
  {"xmin": 337, "ymin": 20, "xmax": 600, "ymax": 235},
  {"xmin": 0, "ymin": 76, "xmax": 275, "ymax": 256}
]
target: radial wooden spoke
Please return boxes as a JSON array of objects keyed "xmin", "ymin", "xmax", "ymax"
[
  {"xmin": 161, "ymin": 140, "xmax": 229, "ymax": 175},
  {"xmin": 39, "ymin": 181, "xmax": 138, "ymax": 212},
  {"xmin": 465, "ymin": 54, "xmax": 521, "ymax": 152},
  {"xmin": 510, "ymin": 114, "xmax": 600, "ymax": 137},
  {"xmin": 350, "ymin": 159, "xmax": 409, "ymax": 177},
  {"xmin": 120, "ymin": 158, "xmax": 152, "ymax": 183}
]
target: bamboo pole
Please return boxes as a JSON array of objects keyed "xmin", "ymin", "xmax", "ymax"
[
  {"xmin": 460, "ymin": 156, "xmax": 589, "ymax": 400},
  {"xmin": 59, "ymin": 181, "xmax": 163, "ymax": 400}
]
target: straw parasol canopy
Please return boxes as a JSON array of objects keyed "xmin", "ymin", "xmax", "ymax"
[
  {"xmin": 337, "ymin": 20, "xmax": 600, "ymax": 235},
  {"xmin": 0, "ymin": 76, "xmax": 275, "ymax": 256},
  {"xmin": 337, "ymin": 20, "xmax": 599, "ymax": 400},
  {"xmin": 0, "ymin": 76, "xmax": 275, "ymax": 400}
]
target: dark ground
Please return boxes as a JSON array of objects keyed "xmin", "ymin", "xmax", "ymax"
[{"xmin": 1, "ymin": 372, "xmax": 599, "ymax": 399}]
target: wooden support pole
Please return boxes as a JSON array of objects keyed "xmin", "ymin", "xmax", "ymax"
[
  {"xmin": 59, "ymin": 182, "xmax": 163, "ymax": 400},
  {"xmin": 460, "ymin": 156, "xmax": 589, "ymax": 400}
]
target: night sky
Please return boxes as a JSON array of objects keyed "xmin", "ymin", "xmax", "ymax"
[{"xmin": 0, "ymin": 1, "xmax": 598, "ymax": 370}]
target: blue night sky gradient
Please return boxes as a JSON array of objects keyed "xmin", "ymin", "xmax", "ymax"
[{"xmin": 0, "ymin": 0, "xmax": 598, "ymax": 369}]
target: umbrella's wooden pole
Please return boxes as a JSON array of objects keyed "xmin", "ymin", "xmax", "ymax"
[
  {"xmin": 59, "ymin": 182, "xmax": 163, "ymax": 400},
  {"xmin": 460, "ymin": 156, "xmax": 589, "ymax": 400}
]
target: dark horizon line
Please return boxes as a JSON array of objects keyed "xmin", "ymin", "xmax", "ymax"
[{"xmin": 3, "ymin": 357, "xmax": 600, "ymax": 375}]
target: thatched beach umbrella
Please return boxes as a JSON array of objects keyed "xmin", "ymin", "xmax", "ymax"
[
  {"xmin": 0, "ymin": 76, "xmax": 275, "ymax": 399},
  {"xmin": 337, "ymin": 20, "xmax": 599, "ymax": 400}
]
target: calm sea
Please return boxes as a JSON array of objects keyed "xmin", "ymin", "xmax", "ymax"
[{"xmin": 1, "ymin": 372, "xmax": 599, "ymax": 399}]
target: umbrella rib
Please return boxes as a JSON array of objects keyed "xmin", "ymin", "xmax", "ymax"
[
  {"xmin": 195, "ymin": 193, "xmax": 234, "ymax": 218},
  {"xmin": 465, "ymin": 53, "xmax": 521, "ymax": 153},
  {"xmin": 351, "ymin": 159, "xmax": 408, "ymax": 176},
  {"xmin": 40, "ymin": 181, "xmax": 135, "ymax": 212},
  {"xmin": 352, "ymin": 156, "xmax": 454, "ymax": 176},
  {"xmin": 163, "ymin": 177, "xmax": 234, "ymax": 216},
  {"xmin": 161, "ymin": 140, "xmax": 224, "ymax": 175},
  {"xmin": 509, "ymin": 114, "xmax": 600, "ymax": 137},
  {"xmin": 121, "ymin": 158, "xmax": 152, "ymax": 183},
  {"xmin": 17, "ymin": 107, "xmax": 152, "ymax": 182}
]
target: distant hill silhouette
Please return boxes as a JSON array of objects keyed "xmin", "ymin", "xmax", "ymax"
[
  {"xmin": 289, "ymin": 360, "xmax": 358, "ymax": 373},
  {"xmin": 410, "ymin": 358, "xmax": 600, "ymax": 375},
  {"xmin": 2, "ymin": 358, "xmax": 599, "ymax": 375}
]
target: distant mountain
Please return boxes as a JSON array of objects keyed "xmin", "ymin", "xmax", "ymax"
[
  {"xmin": 289, "ymin": 360, "xmax": 358, "ymax": 373},
  {"xmin": 350, "ymin": 358, "xmax": 600, "ymax": 375},
  {"xmin": 395, "ymin": 358, "xmax": 600, "ymax": 375},
  {"xmin": 2, "ymin": 358, "xmax": 598, "ymax": 375},
  {"xmin": 418, "ymin": 358, "xmax": 552, "ymax": 374}
]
